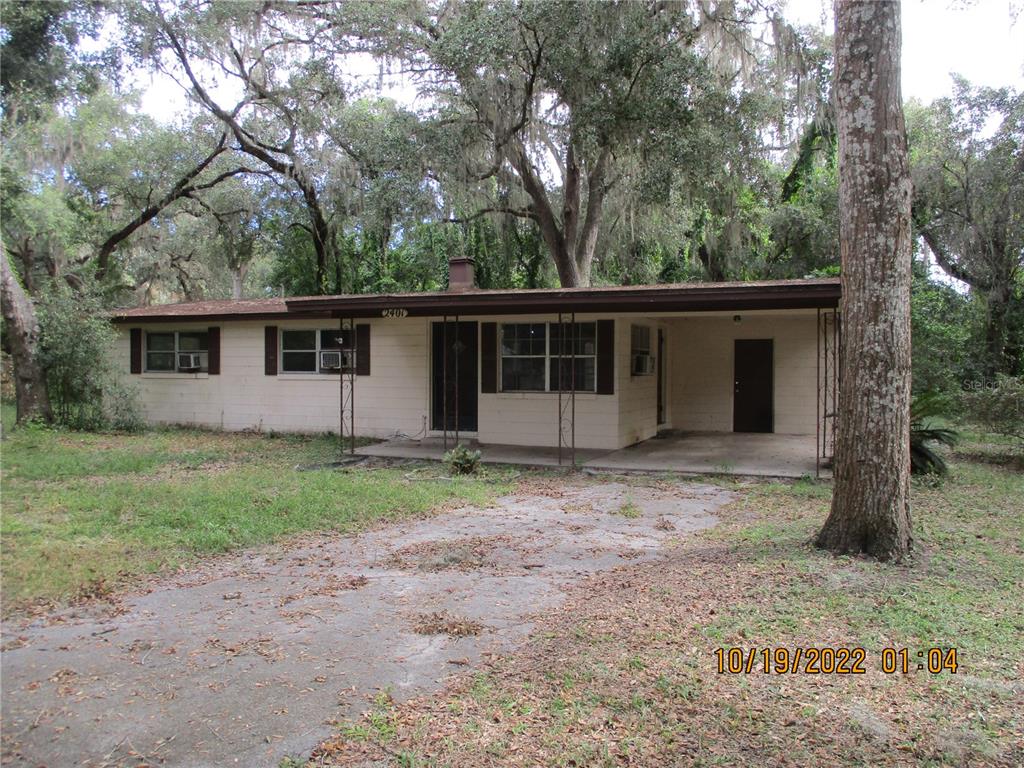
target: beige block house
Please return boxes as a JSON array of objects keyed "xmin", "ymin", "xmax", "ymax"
[{"xmin": 112, "ymin": 265, "xmax": 840, "ymax": 468}]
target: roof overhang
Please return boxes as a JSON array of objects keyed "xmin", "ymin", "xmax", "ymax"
[
  {"xmin": 285, "ymin": 280, "xmax": 841, "ymax": 318},
  {"xmin": 111, "ymin": 279, "xmax": 840, "ymax": 323}
]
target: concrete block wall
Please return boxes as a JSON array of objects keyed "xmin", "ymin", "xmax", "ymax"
[
  {"xmin": 667, "ymin": 312, "xmax": 818, "ymax": 434},
  {"xmin": 115, "ymin": 318, "xmax": 429, "ymax": 438},
  {"xmin": 116, "ymin": 310, "xmax": 820, "ymax": 447}
]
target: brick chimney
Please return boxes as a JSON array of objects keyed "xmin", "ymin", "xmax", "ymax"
[{"xmin": 448, "ymin": 257, "xmax": 476, "ymax": 292}]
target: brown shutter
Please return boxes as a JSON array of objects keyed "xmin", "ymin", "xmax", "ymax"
[
  {"xmin": 207, "ymin": 327, "xmax": 220, "ymax": 375},
  {"xmin": 480, "ymin": 322, "xmax": 497, "ymax": 393},
  {"xmin": 355, "ymin": 324, "xmax": 371, "ymax": 375},
  {"xmin": 596, "ymin": 319, "xmax": 615, "ymax": 395},
  {"xmin": 130, "ymin": 328, "xmax": 142, "ymax": 374},
  {"xmin": 264, "ymin": 326, "xmax": 278, "ymax": 375}
]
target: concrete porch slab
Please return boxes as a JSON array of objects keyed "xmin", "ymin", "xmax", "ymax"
[
  {"xmin": 589, "ymin": 431, "xmax": 825, "ymax": 478},
  {"xmin": 357, "ymin": 431, "xmax": 828, "ymax": 479},
  {"xmin": 356, "ymin": 438, "xmax": 613, "ymax": 468}
]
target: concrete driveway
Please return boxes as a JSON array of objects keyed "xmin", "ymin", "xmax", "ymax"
[{"xmin": 1, "ymin": 477, "xmax": 729, "ymax": 768}]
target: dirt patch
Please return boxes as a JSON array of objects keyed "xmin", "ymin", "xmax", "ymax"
[
  {"xmin": 385, "ymin": 535, "xmax": 512, "ymax": 572},
  {"xmin": 413, "ymin": 611, "xmax": 484, "ymax": 637},
  {"xmin": 277, "ymin": 574, "xmax": 369, "ymax": 607}
]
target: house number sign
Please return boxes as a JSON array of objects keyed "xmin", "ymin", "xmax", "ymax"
[{"xmin": 381, "ymin": 308, "xmax": 408, "ymax": 318}]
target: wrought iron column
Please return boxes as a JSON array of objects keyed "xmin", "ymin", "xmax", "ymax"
[
  {"xmin": 557, "ymin": 312, "xmax": 576, "ymax": 467},
  {"xmin": 441, "ymin": 315, "xmax": 449, "ymax": 452},
  {"xmin": 816, "ymin": 308, "xmax": 821, "ymax": 479},
  {"xmin": 831, "ymin": 308, "xmax": 840, "ymax": 461},
  {"xmin": 339, "ymin": 316, "xmax": 356, "ymax": 455},
  {"xmin": 816, "ymin": 308, "xmax": 840, "ymax": 472},
  {"xmin": 454, "ymin": 314, "xmax": 460, "ymax": 447}
]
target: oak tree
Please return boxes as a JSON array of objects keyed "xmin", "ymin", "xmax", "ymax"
[{"xmin": 816, "ymin": 0, "xmax": 914, "ymax": 561}]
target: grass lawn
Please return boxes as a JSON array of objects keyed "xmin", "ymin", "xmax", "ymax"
[
  {"xmin": 314, "ymin": 439, "xmax": 1024, "ymax": 767},
  {"xmin": 0, "ymin": 415, "xmax": 509, "ymax": 611}
]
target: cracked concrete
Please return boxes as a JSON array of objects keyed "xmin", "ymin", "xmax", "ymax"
[{"xmin": 1, "ymin": 479, "xmax": 729, "ymax": 767}]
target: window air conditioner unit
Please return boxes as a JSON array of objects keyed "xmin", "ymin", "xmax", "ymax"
[
  {"xmin": 320, "ymin": 350, "xmax": 347, "ymax": 370},
  {"xmin": 178, "ymin": 352, "xmax": 203, "ymax": 371},
  {"xmin": 632, "ymin": 353, "xmax": 656, "ymax": 376}
]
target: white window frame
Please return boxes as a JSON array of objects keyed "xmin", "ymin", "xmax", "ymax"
[
  {"xmin": 144, "ymin": 330, "xmax": 209, "ymax": 373},
  {"xmin": 280, "ymin": 328, "xmax": 354, "ymax": 374},
  {"xmin": 499, "ymin": 322, "xmax": 548, "ymax": 392},
  {"xmin": 498, "ymin": 322, "xmax": 597, "ymax": 393}
]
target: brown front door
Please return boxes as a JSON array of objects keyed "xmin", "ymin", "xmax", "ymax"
[{"xmin": 733, "ymin": 339, "xmax": 773, "ymax": 433}]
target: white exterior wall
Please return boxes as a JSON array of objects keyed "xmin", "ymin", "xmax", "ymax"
[
  {"xmin": 617, "ymin": 319, "xmax": 661, "ymax": 447},
  {"xmin": 475, "ymin": 313, "xmax": 620, "ymax": 450},
  {"xmin": 667, "ymin": 312, "xmax": 818, "ymax": 434},
  {"xmin": 115, "ymin": 318, "xmax": 429, "ymax": 438},
  {"xmin": 116, "ymin": 309, "xmax": 820, "ymax": 447}
]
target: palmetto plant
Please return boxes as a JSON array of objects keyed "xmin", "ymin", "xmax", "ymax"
[{"xmin": 910, "ymin": 392, "xmax": 959, "ymax": 475}]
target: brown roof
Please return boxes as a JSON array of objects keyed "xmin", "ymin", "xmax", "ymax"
[
  {"xmin": 112, "ymin": 278, "xmax": 841, "ymax": 322},
  {"xmin": 112, "ymin": 296, "xmax": 298, "ymax": 321}
]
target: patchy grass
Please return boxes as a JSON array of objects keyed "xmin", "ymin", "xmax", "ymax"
[
  {"xmin": 1, "ymin": 424, "xmax": 511, "ymax": 610},
  {"xmin": 315, "ymin": 444, "xmax": 1024, "ymax": 767},
  {"xmin": 1, "ymin": 402, "xmax": 15, "ymax": 434},
  {"xmin": 614, "ymin": 498, "xmax": 642, "ymax": 518}
]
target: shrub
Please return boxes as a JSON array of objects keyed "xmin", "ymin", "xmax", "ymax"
[
  {"xmin": 443, "ymin": 443, "xmax": 482, "ymax": 475},
  {"xmin": 36, "ymin": 282, "xmax": 142, "ymax": 430},
  {"xmin": 910, "ymin": 391, "xmax": 959, "ymax": 475},
  {"xmin": 961, "ymin": 375, "xmax": 1024, "ymax": 445}
]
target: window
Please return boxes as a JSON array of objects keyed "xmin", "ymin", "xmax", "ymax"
[
  {"xmin": 631, "ymin": 324, "xmax": 654, "ymax": 376},
  {"xmin": 500, "ymin": 322, "xmax": 596, "ymax": 392},
  {"xmin": 631, "ymin": 325, "xmax": 651, "ymax": 355},
  {"xmin": 145, "ymin": 331, "xmax": 208, "ymax": 372},
  {"xmin": 500, "ymin": 323, "xmax": 546, "ymax": 391},
  {"xmin": 550, "ymin": 322, "xmax": 596, "ymax": 392},
  {"xmin": 281, "ymin": 328, "xmax": 354, "ymax": 373}
]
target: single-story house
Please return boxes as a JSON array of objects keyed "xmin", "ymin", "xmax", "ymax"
[{"xmin": 112, "ymin": 259, "xmax": 841, "ymax": 476}]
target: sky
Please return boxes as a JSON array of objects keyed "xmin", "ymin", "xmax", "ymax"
[{"xmin": 783, "ymin": 0, "xmax": 1023, "ymax": 103}]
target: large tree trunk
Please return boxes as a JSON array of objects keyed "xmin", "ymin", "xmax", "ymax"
[
  {"xmin": 509, "ymin": 140, "xmax": 609, "ymax": 288},
  {"xmin": 816, "ymin": 0, "xmax": 913, "ymax": 561},
  {"xmin": 1, "ymin": 254, "xmax": 52, "ymax": 423},
  {"xmin": 984, "ymin": 283, "xmax": 1012, "ymax": 378},
  {"xmin": 231, "ymin": 269, "xmax": 245, "ymax": 300}
]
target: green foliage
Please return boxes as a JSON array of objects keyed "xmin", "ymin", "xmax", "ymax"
[
  {"xmin": 910, "ymin": 263, "xmax": 976, "ymax": 395},
  {"xmin": 444, "ymin": 444, "xmax": 482, "ymax": 475},
  {"xmin": 0, "ymin": 0, "xmax": 109, "ymax": 120},
  {"xmin": 909, "ymin": 392, "xmax": 959, "ymax": 475},
  {"xmin": 961, "ymin": 375, "xmax": 1024, "ymax": 445},
  {"xmin": 36, "ymin": 281, "xmax": 141, "ymax": 430},
  {"xmin": 768, "ymin": 161, "xmax": 840, "ymax": 277},
  {"xmin": 908, "ymin": 80, "xmax": 1024, "ymax": 376},
  {"xmin": 1, "ymin": 426, "xmax": 507, "ymax": 606}
]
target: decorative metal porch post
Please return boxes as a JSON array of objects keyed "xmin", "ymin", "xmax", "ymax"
[
  {"xmin": 339, "ymin": 316, "xmax": 356, "ymax": 455},
  {"xmin": 441, "ymin": 315, "xmax": 449, "ymax": 452},
  {"xmin": 557, "ymin": 312, "xmax": 577, "ymax": 467}
]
